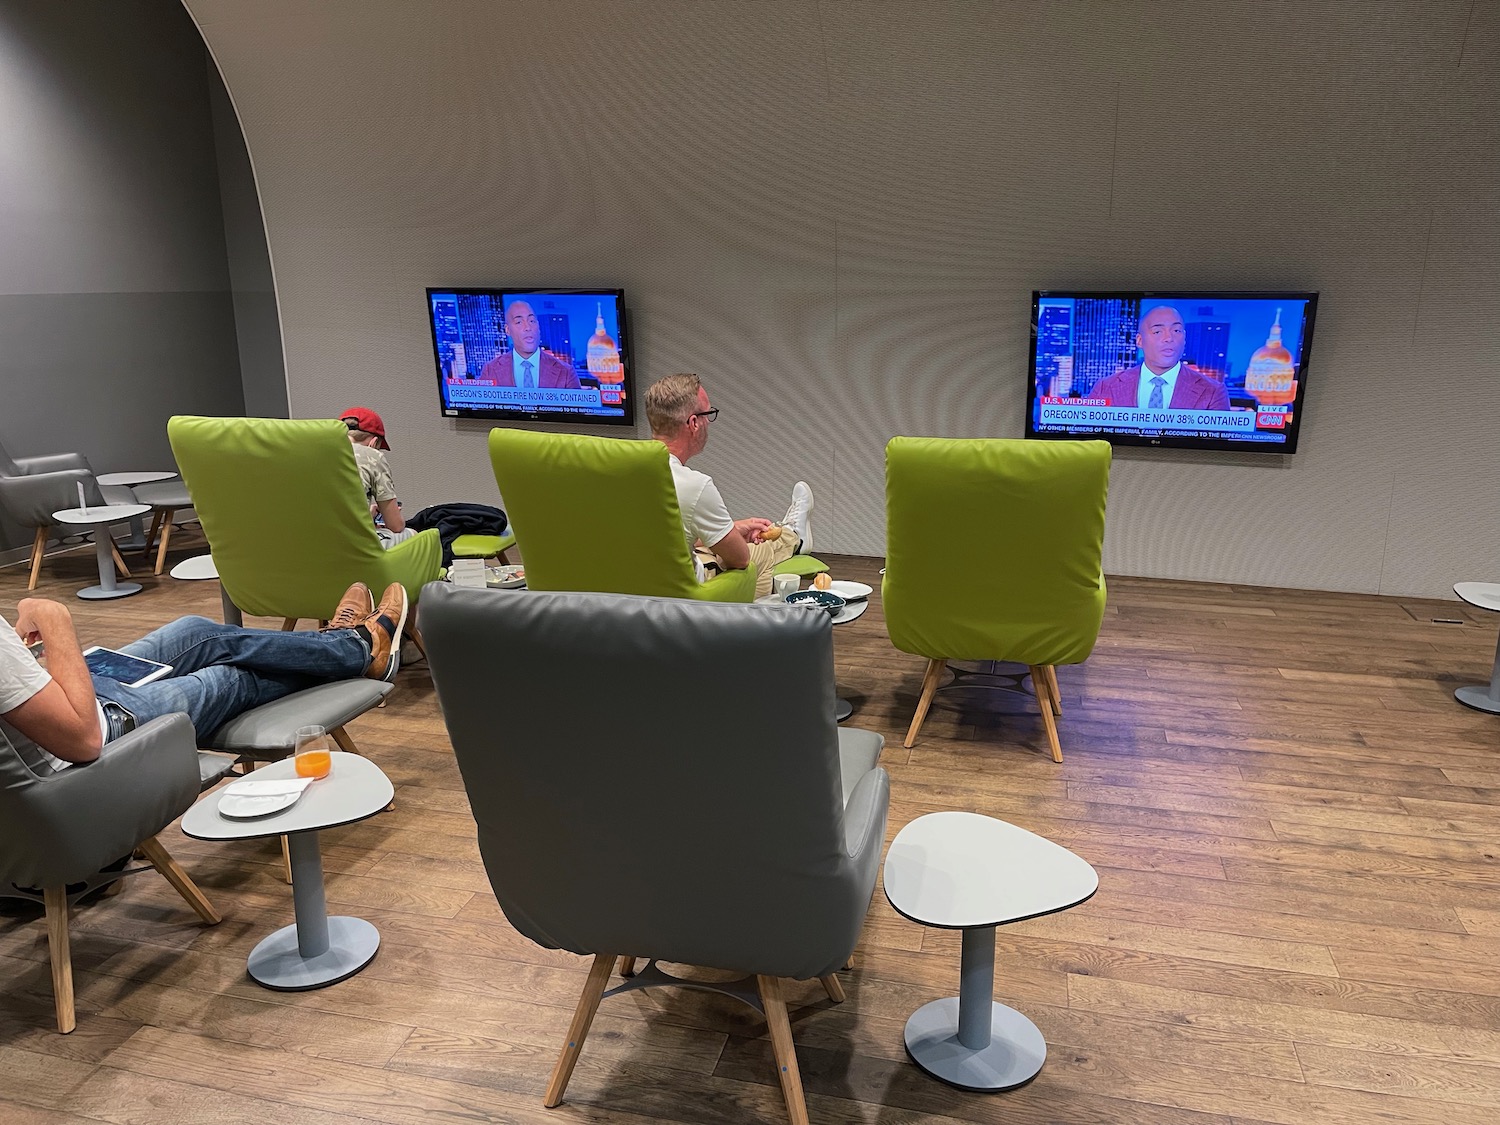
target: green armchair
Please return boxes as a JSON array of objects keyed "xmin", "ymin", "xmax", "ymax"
[
  {"xmin": 883, "ymin": 436, "xmax": 1111, "ymax": 760},
  {"xmin": 488, "ymin": 428, "xmax": 759, "ymax": 602},
  {"xmin": 167, "ymin": 417, "xmax": 442, "ymax": 627}
]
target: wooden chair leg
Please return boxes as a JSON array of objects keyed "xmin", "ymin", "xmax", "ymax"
[
  {"xmin": 329, "ymin": 726, "xmax": 361, "ymax": 755},
  {"xmin": 136, "ymin": 836, "xmax": 221, "ymax": 924},
  {"xmin": 842, "ymin": 953, "xmax": 856, "ymax": 971},
  {"xmin": 1029, "ymin": 665, "xmax": 1064, "ymax": 763},
  {"xmin": 143, "ymin": 508, "xmax": 165, "ymax": 556},
  {"xmin": 617, "ymin": 956, "xmax": 637, "ymax": 977},
  {"xmin": 544, "ymin": 953, "xmax": 617, "ymax": 1108},
  {"xmin": 153, "ymin": 510, "xmax": 176, "ymax": 575},
  {"xmin": 43, "ymin": 887, "xmax": 75, "ymax": 1034},
  {"xmin": 109, "ymin": 536, "xmax": 131, "ymax": 579},
  {"xmin": 280, "ymin": 618, "xmax": 298, "ymax": 631},
  {"xmin": 406, "ymin": 623, "xmax": 427, "ymax": 659},
  {"xmin": 1044, "ymin": 664, "xmax": 1062, "ymax": 715},
  {"xmin": 758, "ymin": 975, "xmax": 811, "ymax": 1125},
  {"xmin": 904, "ymin": 658, "xmax": 947, "ymax": 749},
  {"xmin": 819, "ymin": 974, "xmax": 846, "ymax": 1003},
  {"xmin": 28, "ymin": 527, "xmax": 47, "ymax": 590},
  {"xmin": 280, "ymin": 835, "xmax": 293, "ymax": 884}
]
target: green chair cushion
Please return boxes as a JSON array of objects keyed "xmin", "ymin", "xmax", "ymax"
[
  {"xmin": 451, "ymin": 531, "xmax": 516, "ymax": 559},
  {"xmin": 489, "ymin": 429, "xmax": 755, "ymax": 602},
  {"xmin": 772, "ymin": 554, "xmax": 829, "ymax": 578},
  {"xmin": 168, "ymin": 417, "xmax": 442, "ymax": 621},
  {"xmin": 884, "ymin": 436, "xmax": 1110, "ymax": 667}
]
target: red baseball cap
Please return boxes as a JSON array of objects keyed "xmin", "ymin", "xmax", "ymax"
[{"xmin": 340, "ymin": 406, "xmax": 389, "ymax": 449}]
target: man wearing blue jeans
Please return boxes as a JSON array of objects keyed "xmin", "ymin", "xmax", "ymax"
[{"xmin": 0, "ymin": 581, "xmax": 406, "ymax": 775}]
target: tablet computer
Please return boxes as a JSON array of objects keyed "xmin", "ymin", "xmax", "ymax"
[{"xmin": 83, "ymin": 646, "xmax": 173, "ymax": 688}]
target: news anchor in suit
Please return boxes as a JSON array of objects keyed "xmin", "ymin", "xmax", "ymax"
[
  {"xmin": 478, "ymin": 300, "xmax": 582, "ymax": 389},
  {"xmin": 1092, "ymin": 305, "xmax": 1230, "ymax": 410}
]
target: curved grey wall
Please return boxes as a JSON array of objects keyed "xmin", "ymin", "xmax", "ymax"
[{"xmin": 185, "ymin": 0, "xmax": 1500, "ymax": 597}]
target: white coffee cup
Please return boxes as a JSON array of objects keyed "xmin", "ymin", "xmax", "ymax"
[{"xmin": 772, "ymin": 574, "xmax": 800, "ymax": 599}]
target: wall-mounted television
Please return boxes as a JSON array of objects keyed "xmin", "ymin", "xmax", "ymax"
[
  {"xmin": 1026, "ymin": 291, "xmax": 1319, "ymax": 454},
  {"xmin": 427, "ymin": 288, "xmax": 634, "ymax": 426}
]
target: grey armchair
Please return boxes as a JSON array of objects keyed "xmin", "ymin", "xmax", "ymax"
[
  {"xmin": 0, "ymin": 437, "xmax": 130, "ymax": 590},
  {"xmin": 420, "ymin": 584, "xmax": 890, "ymax": 1125},
  {"xmin": 0, "ymin": 712, "xmax": 221, "ymax": 1033}
]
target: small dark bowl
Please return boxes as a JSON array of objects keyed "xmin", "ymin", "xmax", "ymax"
[{"xmin": 785, "ymin": 589, "xmax": 846, "ymax": 616}]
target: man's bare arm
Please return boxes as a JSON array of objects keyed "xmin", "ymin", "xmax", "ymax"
[
  {"xmin": 377, "ymin": 497, "xmax": 406, "ymax": 533},
  {"xmin": 7, "ymin": 598, "xmax": 101, "ymax": 763}
]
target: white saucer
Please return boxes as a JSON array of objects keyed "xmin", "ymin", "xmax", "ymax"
[
  {"xmin": 826, "ymin": 580, "xmax": 872, "ymax": 601},
  {"xmin": 218, "ymin": 791, "xmax": 302, "ymax": 818}
]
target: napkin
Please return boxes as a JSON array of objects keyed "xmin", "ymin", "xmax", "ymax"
[{"xmin": 222, "ymin": 778, "xmax": 315, "ymax": 798}]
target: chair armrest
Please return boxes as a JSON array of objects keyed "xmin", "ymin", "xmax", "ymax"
[
  {"xmin": 383, "ymin": 527, "xmax": 444, "ymax": 597},
  {"xmin": 15, "ymin": 453, "xmax": 91, "ymax": 475},
  {"xmin": 696, "ymin": 562, "xmax": 758, "ymax": 603},
  {"xmin": 0, "ymin": 470, "xmax": 104, "ymax": 526},
  {"xmin": 4, "ymin": 714, "xmax": 200, "ymax": 888},
  {"xmin": 843, "ymin": 765, "xmax": 890, "ymax": 861}
]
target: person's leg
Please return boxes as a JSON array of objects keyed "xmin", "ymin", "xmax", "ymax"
[
  {"xmin": 746, "ymin": 533, "xmax": 801, "ymax": 598},
  {"xmin": 93, "ymin": 663, "xmax": 307, "ymax": 740},
  {"xmin": 120, "ymin": 616, "xmax": 368, "ymax": 681}
]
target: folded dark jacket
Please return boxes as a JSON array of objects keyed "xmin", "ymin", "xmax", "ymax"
[{"xmin": 406, "ymin": 502, "xmax": 508, "ymax": 566}]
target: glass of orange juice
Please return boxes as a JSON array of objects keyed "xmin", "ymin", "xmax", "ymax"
[{"xmin": 293, "ymin": 724, "xmax": 332, "ymax": 780}]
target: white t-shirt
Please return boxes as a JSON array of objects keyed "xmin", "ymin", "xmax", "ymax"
[
  {"xmin": 0, "ymin": 617, "xmax": 65, "ymax": 773},
  {"xmin": 668, "ymin": 454, "xmax": 734, "ymax": 583},
  {"xmin": 0, "ymin": 613, "xmax": 107, "ymax": 773}
]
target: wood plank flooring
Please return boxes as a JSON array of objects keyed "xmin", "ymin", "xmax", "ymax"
[{"xmin": 3, "ymin": 528, "xmax": 1499, "ymax": 1124}]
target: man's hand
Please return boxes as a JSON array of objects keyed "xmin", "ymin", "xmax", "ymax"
[
  {"xmin": 734, "ymin": 518, "xmax": 773, "ymax": 543},
  {"xmin": 13, "ymin": 597, "xmax": 70, "ymax": 648}
]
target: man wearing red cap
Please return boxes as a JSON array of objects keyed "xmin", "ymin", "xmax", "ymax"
[{"xmin": 341, "ymin": 407, "xmax": 414, "ymax": 547}]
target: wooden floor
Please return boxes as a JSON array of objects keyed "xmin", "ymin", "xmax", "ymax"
[{"xmin": 4, "ymin": 528, "xmax": 1500, "ymax": 1125}]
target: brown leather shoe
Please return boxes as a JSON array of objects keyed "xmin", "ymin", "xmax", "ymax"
[
  {"xmin": 326, "ymin": 582, "xmax": 374, "ymax": 631},
  {"xmin": 362, "ymin": 583, "xmax": 409, "ymax": 681}
]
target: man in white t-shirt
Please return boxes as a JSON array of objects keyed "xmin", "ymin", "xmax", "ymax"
[
  {"xmin": 644, "ymin": 373, "xmax": 813, "ymax": 598},
  {"xmin": 1, "ymin": 584, "xmax": 408, "ymax": 777}
]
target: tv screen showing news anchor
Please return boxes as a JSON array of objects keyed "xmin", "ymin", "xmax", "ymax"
[
  {"xmin": 427, "ymin": 288, "xmax": 634, "ymax": 426},
  {"xmin": 1026, "ymin": 291, "xmax": 1319, "ymax": 454}
]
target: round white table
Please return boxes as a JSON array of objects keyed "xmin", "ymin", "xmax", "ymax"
[
  {"xmin": 51, "ymin": 504, "xmax": 151, "ymax": 599},
  {"xmin": 1453, "ymin": 583, "xmax": 1500, "ymax": 714},
  {"xmin": 181, "ymin": 752, "xmax": 394, "ymax": 990},
  {"xmin": 756, "ymin": 593, "xmax": 869, "ymax": 720},
  {"xmin": 95, "ymin": 472, "xmax": 178, "ymax": 550},
  {"xmin": 883, "ymin": 811, "xmax": 1098, "ymax": 1091}
]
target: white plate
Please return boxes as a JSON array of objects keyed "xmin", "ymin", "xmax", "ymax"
[
  {"xmin": 486, "ymin": 565, "xmax": 527, "ymax": 589},
  {"xmin": 826, "ymin": 580, "xmax": 872, "ymax": 602},
  {"xmin": 218, "ymin": 791, "xmax": 302, "ymax": 819}
]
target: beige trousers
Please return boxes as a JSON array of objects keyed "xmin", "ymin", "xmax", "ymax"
[{"xmin": 697, "ymin": 531, "xmax": 802, "ymax": 598}]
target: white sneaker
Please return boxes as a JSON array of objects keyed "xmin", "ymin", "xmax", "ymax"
[{"xmin": 782, "ymin": 481, "xmax": 814, "ymax": 555}]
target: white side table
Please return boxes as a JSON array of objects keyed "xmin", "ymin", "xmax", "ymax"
[
  {"xmin": 1453, "ymin": 583, "xmax": 1500, "ymax": 714},
  {"xmin": 181, "ymin": 752, "xmax": 394, "ymax": 990},
  {"xmin": 756, "ymin": 594, "xmax": 869, "ymax": 721},
  {"xmin": 51, "ymin": 504, "xmax": 151, "ymax": 599},
  {"xmin": 883, "ymin": 811, "xmax": 1098, "ymax": 1091},
  {"xmin": 95, "ymin": 471, "xmax": 178, "ymax": 550},
  {"xmin": 170, "ymin": 554, "xmax": 219, "ymax": 581}
]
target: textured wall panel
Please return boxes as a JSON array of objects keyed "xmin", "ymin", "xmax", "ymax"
[{"xmin": 186, "ymin": 0, "xmax": 1500, "ymax": 596}]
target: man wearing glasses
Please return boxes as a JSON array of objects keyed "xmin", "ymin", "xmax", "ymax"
[{"xmin": 644, "ymin": 374, "xmax": 814, "ymax": 597}]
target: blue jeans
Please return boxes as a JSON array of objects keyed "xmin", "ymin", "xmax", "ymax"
[{"xmin": 89, "ymin": 616, "xmax": 370, "ymax": 739}]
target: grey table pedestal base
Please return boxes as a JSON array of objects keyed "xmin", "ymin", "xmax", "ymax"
[
  {"xmin": 1454, "ymin": 629, "xmax": 1500, "ymax": 715},
  {"xmin": 835, "ymin": 697, "xmax": 853, "ymax": 722},
  {"xmin": 79, "ymin": 524, "xmax": 141, "ymax": 600},
  {"xmin": 904, "ymin": 926, "xmax": 1045, "ymax": 1091},
  {"xmin": 247, "ymin": 830, "xmax": 380, "ymax": 990}
]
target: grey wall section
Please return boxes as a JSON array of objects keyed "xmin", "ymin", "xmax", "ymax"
[
  {"xmin": 0, "ymin": 0, "xmax": 245, "ymax": 551},
  {"xmin": 207, "ymin": 60, "xmax": 287, "ymax": 419},
  {"xmin": 184, "ymin": 0, "xmax": 1500, "ymax": 597}
]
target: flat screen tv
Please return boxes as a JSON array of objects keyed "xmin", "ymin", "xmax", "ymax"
[
  {"xmin": 427, "ymin": 288, "xmax": 634, "ymax": 426},
  {"xmin": 1026, "ymin": 291, "xmax": 1319, "ymax": 454}
]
